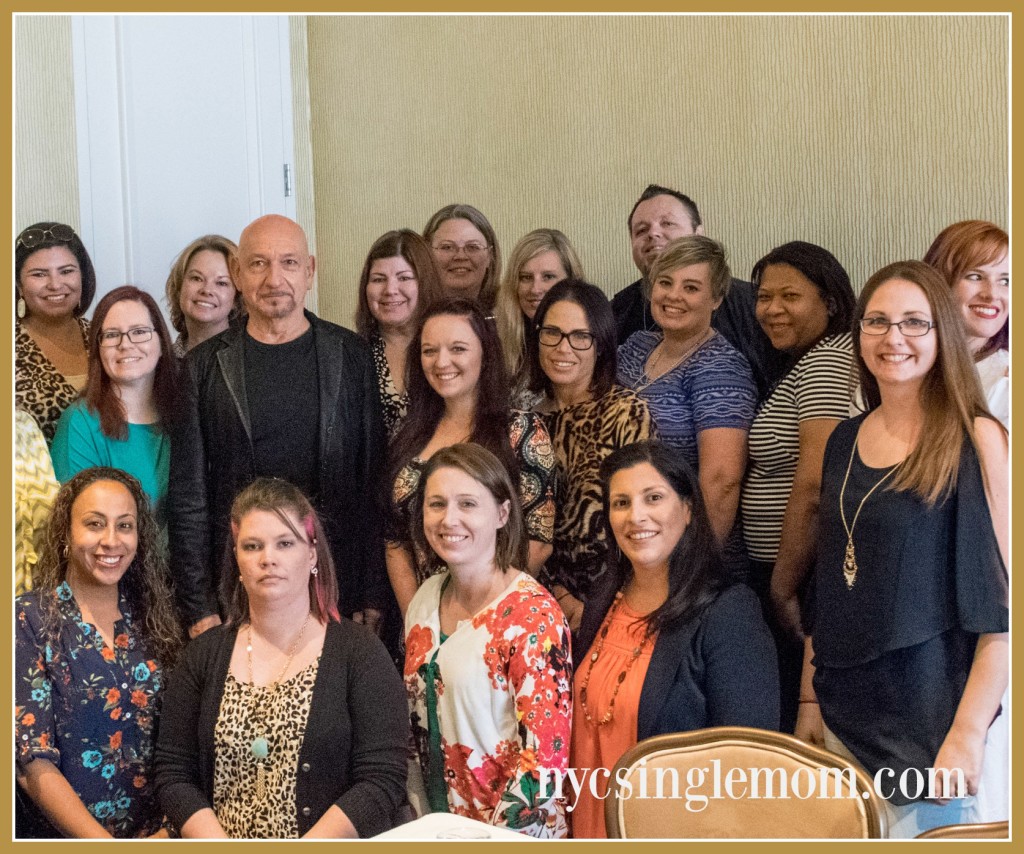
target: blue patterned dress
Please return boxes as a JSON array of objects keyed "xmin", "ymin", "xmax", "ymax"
[{"xmin": 15, "ymin": 583, "xmax": 166, "ymax": 837}]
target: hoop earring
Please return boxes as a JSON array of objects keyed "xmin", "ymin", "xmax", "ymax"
[{"xmin": 17, "ymin": 297, "xmax": 26, "ymax": 319}]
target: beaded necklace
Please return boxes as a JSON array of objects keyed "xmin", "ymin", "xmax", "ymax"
[{"xmin": 578, "ymin": 592, "xmax": 652, "ymax": 726}]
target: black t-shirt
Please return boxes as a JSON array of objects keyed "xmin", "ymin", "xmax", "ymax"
[{"xmin": 244, "ymin": 327, "xmax": 320, "ymax": 500}]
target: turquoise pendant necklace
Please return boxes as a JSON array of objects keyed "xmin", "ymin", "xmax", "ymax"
[{"xmin": 246, "ymin": 613, "xmax": 310, "ymax": 799}]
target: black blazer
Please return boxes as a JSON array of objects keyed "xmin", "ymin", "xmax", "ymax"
[
  {"xmin": 153, "ymin": 619, "xmax": 408, "ymax": 838},
  {"xmin": 575, "ymin": 572, "xmax": 780, "ymax": 740},
  {"xmin": 168, "ymin": 311, "xmax": 387, "ymax": 624}
]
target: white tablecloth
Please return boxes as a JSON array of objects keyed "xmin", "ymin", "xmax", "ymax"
[{"xmin": 372, "ymin": 812, "xmax": 535, "ymax": 841}]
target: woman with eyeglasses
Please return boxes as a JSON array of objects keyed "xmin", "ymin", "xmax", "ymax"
[
  {"xmin": 51, "ymin": 287, "xmax": 179, "ymax": 525},
  {"xmin": 423, "ymin": 204, "xmax": 501, "ymax": 310},
  {"xmin": 385, "ymin": 298, "xmax": 556, "ymax": 622},
  {"xmin": 495, "ymin": 229, "xmax": 585, "ymax": 408},
  {"xmin": 739, "ymin": 241, "xmax": 856, "ymax": 731},
  {"xmin": 617, "ymin": 236, "xmax": 757, "ymax": 585},
  {"xmin": 15, "ymin": 222, "xmax": 98, "ymax": 443},
  {"xmin": 798, "ymin": 261, "xmax": 1008, "ymax": 837},
  {"xmin": 529, "ymin": 279, "xmax": 653, "ymax": 632},
  {"xmin": 164, "ymin": 235, "xmax": 243, "ymax": 357},
  {"xmin": 923, "ymin": 220, "xmax": 1009, "ymax": 430}
]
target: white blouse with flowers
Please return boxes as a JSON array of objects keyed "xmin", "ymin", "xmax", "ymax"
[{"xmin": 404, "ymin": 571, "xmax": 572, "ymax": 838}]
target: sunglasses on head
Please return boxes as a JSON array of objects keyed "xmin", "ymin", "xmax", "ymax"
[{"xmin": 17, "ymin": 224, "xmax": 78, "ymax": 250}]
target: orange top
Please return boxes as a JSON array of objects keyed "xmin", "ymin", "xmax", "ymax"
[{"xmin": 568, "ymin": 600, "xmax": 657, "ymax": 839}]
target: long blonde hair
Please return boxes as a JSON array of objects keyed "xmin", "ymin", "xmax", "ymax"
[
  {"xmin": 495, "ymin": 229, "xmax": 584, "ymax": 378},
  {"xmin": 854, "ymin": 260, "xmax": 995, "ymax": 506}
]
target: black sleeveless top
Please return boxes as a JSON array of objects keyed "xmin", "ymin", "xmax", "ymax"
[{"xmin": 809, "ymin": 415, "xmax": 1007, "ymax": 804}]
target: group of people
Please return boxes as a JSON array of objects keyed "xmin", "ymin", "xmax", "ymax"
[{"xmin": 13, "ymin": 185, "xmax": 1009, "ymax": 840}]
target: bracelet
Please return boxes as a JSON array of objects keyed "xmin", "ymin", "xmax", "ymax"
[{"xmin": 798, "ymin": 699, "xmax": 818, "ymax": 704}]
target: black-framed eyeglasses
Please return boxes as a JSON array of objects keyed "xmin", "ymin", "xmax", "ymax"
[
  {"xmin": 99, "ymin": 327, "xmax": 155, "ymax": 348},
  {"xmin": 537, "ymin": 326, "xmax": 596, "ymax": 351},
  {"xmin": 858, "ymin": 317, "xmax": 936, "ymax": 337},
  {"xmin": 16, "ymin": 224, "xmax": 78, "ymax": 250}
]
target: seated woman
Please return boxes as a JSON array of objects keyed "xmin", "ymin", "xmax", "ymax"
[
  {"xmin": 15, "ymin": 222, "xmax": 97, "ymax": 442},
  {"xmin": 164, "ymin": 235, "xmax": 242, "ymax": 357},
  {"xmin": 423, "ymin": 204, "xmax": 501, "ymax": 309},
  {"xmin": 570, "ymin": 441, "xmax": 779, "ymax": 838},
  {"xmin": 617, "ymin": 235, "xmax": 757, "ymax": 581},
  {"xmin": 16, "ymin": 467, "xmax": 182, "ymax": 838},
  {"xmin": 15, "ymin": 409, "xmax": 59, "ymax": 594},
  {"xmin": 797, "ymin": 261, "xmax": 1008, "ymax": 838},
  {"xmin": 923, "ymin": 220, "xmax": 1009, "ymax": 428},
  {"xmin": 354, "ymin": 229, "xmax": 444, "ymax": 437},
  {"xmin": 495, "ymin": 228, "xmax": 584, "ymax": 407},
  {"xmin": 386, "ymin": 298, "xmax": 556, "ymax": 618},
  {"xmin": 404, "ymin": 444, "xmax": 571, "ymax": 838},
  {"xmin": 154, "ymin": 478, "xmax": 407, "ymax": 839},
  {"xmin": 739, "ymin": 241, "xmax": 856, "ymax": 730},
  {"xmin": 529, "ymin": 279, "xmax": 653, "ymax": 630},
  {"xmin": 51, "ymin": 286, "xmax": 178, "ymax": 525}
]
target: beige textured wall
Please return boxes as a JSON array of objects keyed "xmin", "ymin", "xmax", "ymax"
[
  {"xmin": 15, "ymin": 16, "xmax": 80, "ymax": 232},
  {"xmin": 307, "ymin": 15, "xmax": 1007, "ymax": 329}
]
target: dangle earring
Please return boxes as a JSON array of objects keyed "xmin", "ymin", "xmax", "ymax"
[
  {"xmin": 17, "ymin": 297, "xmax": 26, "ymax": 319},
  {"xmin": 310, "ymin": 565, "xmax": 318, "ymax": 577}
]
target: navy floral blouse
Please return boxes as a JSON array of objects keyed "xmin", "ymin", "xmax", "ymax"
[{"xmin": 15, "ymin": 582, "xmax": 165, "ymax": 837}]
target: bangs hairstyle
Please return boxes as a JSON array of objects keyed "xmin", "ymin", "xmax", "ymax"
[
  {"xmin": 410, "ymin": 443, "xmax": 527, "ymax": 575},
  {"xmin": 495, "ymin": 228, "xmax": 585, "ymax": 377},
  {"xmin": 354, "ymin": 229, "xmax": 444, "ymax": 338},
  {"xmin": 164, "ymin": 234, "xmax": 242, "ymax": 339},
  {"xmin": 854, "ymin": 260, "xmax": 994, "ymax": 506},
  {"xmin": 600, "ymin": 441, "xmax": 728, "ymax": 637},
  {"xmin": 627, "ymin": 184, "xmax": 702, "ymax": 232},
  {"xmin": 221, "ymin": 477, "xmax": 340, "ymax": 626},
  {"xmin": 85, "ymin": 286, "xmax": 179, "ymax": 441},
  {"xmin": 15, "ymin": 221, "xmax": 98, "ymax": 316},
  {"xmin": 528, "ymin": 279, "xmax": 618, "ymax": 400},
  {"xmin": 423, "ymin": 204, "xmax": 502, "ymax": 311},
  {"xmin": 923, "ymin": 220, "xmax": 1009, "ymax": 355},
  {"xmin": 750, "ymin": 240, "xmax": 856, "ymax": 341},
  {"xmin": 32, "ymin": 467, "xmax": 183, "ymax": 668},
  {"xmin": 647, "ymin": 235, "xmax": 732, "ymax": 302},
  {"xmin": 387, "ymin": 298, "xmax": 517, "ymax": 493}
]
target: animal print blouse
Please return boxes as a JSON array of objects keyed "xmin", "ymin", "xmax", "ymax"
[{"xmin": 15, "ymin": 318, "xmax": 90, "ymax": 444}]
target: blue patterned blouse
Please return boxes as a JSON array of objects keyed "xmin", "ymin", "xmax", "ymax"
[
  {"xmin": 617, "ymin": 330, "xmax": 757, "ymax": 468},
  {"xmin": 15, "ymin": 583, "xmax": 165, "ymax": 837}
]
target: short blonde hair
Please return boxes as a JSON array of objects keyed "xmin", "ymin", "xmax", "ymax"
[
  {"xmin": 646, "ymin": 235, "xmax": 731, "ymax": 302},
  {"xmin": 165, "ymin": 234, "xmax": 241, "ymax": 338}
]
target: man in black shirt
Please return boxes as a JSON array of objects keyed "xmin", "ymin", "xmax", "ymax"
[
  {"xmin": 610, "ymin": 184, "xmax": 787, "ymax": 400},
  {"xmin": 169, "ymin": 215, "xmax": 386, "ymax": 637}
]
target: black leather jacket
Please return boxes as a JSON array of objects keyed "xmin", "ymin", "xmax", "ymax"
[{"xmin": 168, "ymin": 312, "xmax": 386, "ymax": 625}]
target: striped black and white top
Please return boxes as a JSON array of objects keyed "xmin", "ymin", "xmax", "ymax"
[{"xmin": 740, "ymin": 333, "xmax": 854, "ymax": 562}]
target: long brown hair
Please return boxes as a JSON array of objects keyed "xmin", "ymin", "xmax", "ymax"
[
  {"xmin": 85, "ymin": 286, "xmax": 179, "ymax": 440},
  {"xmin": 220, "ymin": 477, "xmax": 341, "ymax": 626},
  {"xmin": 32, "ymin": 467, "xmax": 183, "ymax": 667},
  {"xmin": 354, "ymin": 229, "xmax": 443, "ymax": 338},
  {"xmin": 854, "ymin": 260, "xmax": 995, "ymax": 506},
  {"xmin": 922, "ymin": 220, "xmax": 1009, "ymax": 357}
]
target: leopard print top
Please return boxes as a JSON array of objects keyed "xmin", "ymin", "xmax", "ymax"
[
  {"xmin": 213, "ymin": 658, "xmax": 319, "ymax": 839},
  {"xmin": 14, "ymin": 318, "xmax": 90, "ymax": 444}
]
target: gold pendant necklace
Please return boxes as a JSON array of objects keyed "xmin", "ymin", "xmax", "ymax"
[
  {"xmin": 838, "ymin": 439, "xmax": 900, "ymax": 589},
  {"xmin": 246, "ymin": 613, "xmax": 311, "ymax": 800}
]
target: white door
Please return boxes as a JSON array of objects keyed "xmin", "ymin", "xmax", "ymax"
[{"xmin": 72, "ymin": 14, "xmax": 296, "ymax": 321}]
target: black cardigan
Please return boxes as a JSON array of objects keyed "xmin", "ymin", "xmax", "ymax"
[
  {"xmin": 153, "ymin": 619, "xmax": 408, "ymax": 838},
  {"xmin": 574, "ymin": 573, "xmax": 780, "ymax": 739}
]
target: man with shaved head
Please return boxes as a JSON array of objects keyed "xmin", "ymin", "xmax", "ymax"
[{"xmin": 169, "ymin": 215, "xmax": 386, "ymax": 637}]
